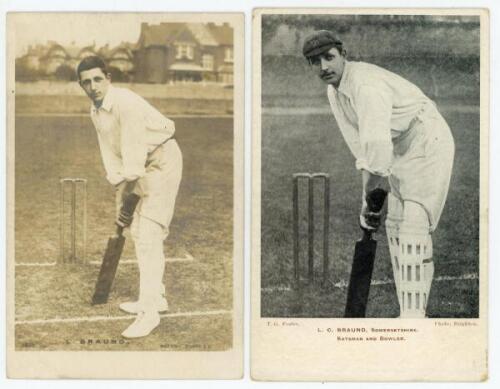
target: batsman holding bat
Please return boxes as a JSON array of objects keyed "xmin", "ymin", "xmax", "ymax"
[
  {"xmin": 303, "ymin": 31, "xmax": 455, "ymax": 318},
  {"xmin": 77, "ymin": 56, "xmax": 182, "ymax": 337}
]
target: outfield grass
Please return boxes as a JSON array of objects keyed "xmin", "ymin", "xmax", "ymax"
[
  {"xmin": 260, "ymin": 106, "xmax": 480, "ymax": 318},
  {"xmin": 14, "ymin": 114, "xmax": 234, "ymax": 350}
]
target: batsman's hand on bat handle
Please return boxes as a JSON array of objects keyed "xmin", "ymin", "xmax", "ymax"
[
  {"xmin": 116, "ymin": 210, "xmax": 133, "ymax": 229},
  {"xmin": 115, "ymin": 192, "xmax": 141, "ymax": 231},
  {"xmin": 120, "ymin": 180, "xmax": 137, "ymax": 202},
  {"xmin": 116, "ymin": 178, "xmax": 147, "ymax": 206},
  {"xmin": 360, "ymin": 188, "xmax": 388, "ymax": 234}
]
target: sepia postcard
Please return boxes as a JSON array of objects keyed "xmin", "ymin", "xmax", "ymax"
[
  {"xmin": 6, "ymin": 12, "xmax": 244, "ymax": 379},
  {"xmin": 252, "ymin": 8, "xmax": 488, "ymax": 381}
]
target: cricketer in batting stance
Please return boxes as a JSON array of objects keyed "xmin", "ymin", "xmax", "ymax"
[
  {"xmin": 77, "ymin": 56, "xmax": 183, "ymax": 337},
  {"xmin": 303, "ymin": 31, "xmax": 455, "ymax": 318}
]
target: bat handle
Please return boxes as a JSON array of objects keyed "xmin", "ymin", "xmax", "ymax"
[
  {"xmin": 115, "ymin": 225, "xmax": 124, "ymax": 237},
  {"xmin": 361, "ymin": 227, "xmax": 373, "ymax": 241}
]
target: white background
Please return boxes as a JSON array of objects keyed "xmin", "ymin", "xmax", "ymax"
[{"xmin": 1, "ymin": 0, "xmax": 498, "ymax": 387}]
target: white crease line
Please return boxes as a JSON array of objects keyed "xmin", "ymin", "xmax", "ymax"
[
  {"xmin": 15, "ymin": 262, "xmax": 57, "ymax": 267},
  {"xmin": 15, "ymin": 309, "xmax": 232, "ymax": 325},
  {"xmin": 16, "ymin": 253, "xmax": 195, "ymax": 267},
  {"xmin": 262, "ymin": 273, "xmax": 479, "ymax": 293},
  {"xmin": 90, "ymin": 253, "xmax": 194, "ymax": 266}
]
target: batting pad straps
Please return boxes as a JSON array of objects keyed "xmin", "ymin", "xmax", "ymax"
[
  {"xmin": 385, "ymin": 193, "xmax": 404, "ymax": 307},
  {"xmin": 386, "ymin": 217, "xmax": 402, "ymax": 308},
  {"xmin": 398, "ymin": 201, "xmax": 432, "ymax": 318}
]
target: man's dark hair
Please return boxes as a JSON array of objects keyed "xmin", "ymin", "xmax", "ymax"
[{"xmin": 76, "ymin": 56, "xmax": 109, "ymax": 80}]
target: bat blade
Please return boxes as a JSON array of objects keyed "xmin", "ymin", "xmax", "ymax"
[
  {"xmin": 344, "ymin": 188, "xmax": 388, "ymax": 317},
  {"xmin": 91, "ymin": 193, "xmax": 141, "ymax": 305},
  {"xmin": 344, "ymin": 234, "xmax": 377, "ymax": 318},
  {"xmin": 91, "ymin": 234, "xmax": 126, "ymax": 305}
]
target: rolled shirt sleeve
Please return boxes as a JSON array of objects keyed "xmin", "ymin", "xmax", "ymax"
[{"xmin": 353, "ymin": 84, "xmax": 393, "ymax": 176}]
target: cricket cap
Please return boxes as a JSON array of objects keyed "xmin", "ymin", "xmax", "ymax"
[{"xmin": 302, "ymin": 30, "xmax": 343, "ymax": 58}]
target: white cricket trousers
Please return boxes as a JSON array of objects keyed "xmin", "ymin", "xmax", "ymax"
[
  {"xmin": 124, "ymin": 140, "xmax": 183, "ymax": 310},
  {"xmin": 389, "ymin": 104, "xmax": 455, "ymax": 232}
]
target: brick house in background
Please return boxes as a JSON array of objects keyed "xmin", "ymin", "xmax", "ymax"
[
  {"xmin": 16, "ymin": 22, "xmax": 233, "ymax": 84},
  {"xmin": 133, "ymin": 22, "xmax": 233, "ymax": 84},
  {"xmin": 208, "ymin": 23, "xmax": 234, "ymax": 85}
]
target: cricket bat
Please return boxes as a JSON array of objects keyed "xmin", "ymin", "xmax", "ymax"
[
  {"xmin": 91, "ymin": 193, "xmax": 141, "ymax": 305},
  {"xmin": 344, "ymin": 188, "xmax": 388, "ymax": 318}
]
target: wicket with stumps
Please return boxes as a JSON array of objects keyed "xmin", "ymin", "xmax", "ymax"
[
  {"xmin": 292, "ymin": 173, "xmax": 330, "ymax": 284},
  {"xmin": 59, "ymin": 178, "xmax": 87, "ymax": 263}
]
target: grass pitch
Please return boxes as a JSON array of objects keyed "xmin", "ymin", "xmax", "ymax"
[
  {"xmin": 14, "ymin": 114, "xmax": 234, "ymax": 350},
  {"xmin": 260, "ymin": 106, "xmax": 480, "ymax": 318}
]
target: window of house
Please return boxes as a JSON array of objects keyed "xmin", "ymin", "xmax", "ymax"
[
  {"xmin": 224, "ymin": 47, "xmax": 233, "ymax": 63},
  {"xmin": 176, "ymin": 44, "xmax": 194, "ymax": 60},
  {"xmin": 202, "ymin": 54, "xmax": 214, "ymax": 70},
  {"xmin": 221, "ymin": 73, "xmax": 233, "ymax": 85}
]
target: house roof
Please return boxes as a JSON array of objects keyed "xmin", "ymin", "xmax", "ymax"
[
  {"xmin": 25, "ymin": 44, "xmax": 48, "ymax": 57},
  {"xmin": 63, "ymin": 44, "xmax": 83, "ymax": 59},
  {"xmin": 98, "ymin": 44, "xmax": 112, "ymax": 58},
  {"xmin": 186, "ymin": 23, "xmax": 218, "ymax": 46},
  {"xmin": 136, "ymin": 23, "xmax": 185, "ymax": 48},
  {"xmin": 40, "ymin": 42, "xmax": 68, "ymax": 60},
  {"xmin": 38, "ymin": 41, "xmax": 99, "ymax": 60},
  {"xmin": 108, "ymin": 42, "xmax": 134, "ymax": 59},
  {"xmin": 136, "ymin": 22, "xmax": 232, "ymax": 48},
  {"xmin": 171, "ymin": 28, "xmax": 199, "ymax": 45},
  {"xmin": 207, "ymin": 24, "xmax": 233, "ymax": 46},
  {"xmin": 78, "ymin": 45, "xmax": 98, "ymax": 57}
]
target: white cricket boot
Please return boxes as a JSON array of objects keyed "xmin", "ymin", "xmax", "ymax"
[
  {"xmin": 119, "ymin": 297, "xmax": 169, "ymax": 314},
  {"xmin": 121, "ymin": 311, "xmax": 161, "ymax": 338}
]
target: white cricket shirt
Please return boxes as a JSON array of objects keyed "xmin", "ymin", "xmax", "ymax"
[
  {"xmin": 327, "ymin": 61, "xmax": 431, "ymax": 176},
  {"xmin": 90, "ymin": 85, "xmax": 175, "ymax": 185}
]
